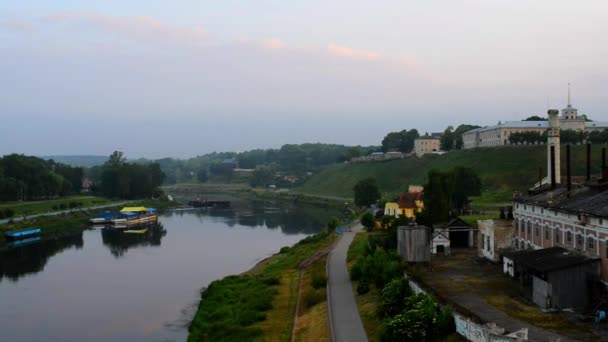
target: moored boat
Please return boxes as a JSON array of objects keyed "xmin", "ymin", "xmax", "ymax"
[
  {"xmin": 111, "ymin": 207, "xmax": 158, "ymax": 228},
  {"xmin": 4, "ymin": 228, "xmax": 42, "ymax": 240}
]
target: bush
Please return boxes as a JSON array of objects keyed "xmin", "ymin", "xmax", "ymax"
[
  {"xmin": 279, "ymin": 246, "xmax": 290, "ymax": 254},
  {"xmin": 261, "ymin": 276, "xmax": 280, "ymax": 286},
  {"xmin": 379, "ymin": 278, "xmax": 411, "ymax": 318},
  {"xmin": 350, "ymin": 262, "xmax": 363, "ymax": 281},
  {"xmin": 59, "ymin": 203, "xmax": 67, "ymax": 210},
  {"xmin": 357, "ymin": 280, "xmax": 370, "ymax": 295},
  {"xmin": 3, "ymin": 209, "xmax": 14, "ymax": 218},
  {"xmin": 52, "ymin": 205, "xmax": 59, "ymax": 210},
  {"xmin": 303, "ymin": 290, "xmax": 325, "ymax": 308},
  {"xmin": 361, "ymin": 212, "xmax": 375, "ymax": 231},
  {"xmin": 311, "ymin": 272, "xmax": 327, "ymax": 289}
]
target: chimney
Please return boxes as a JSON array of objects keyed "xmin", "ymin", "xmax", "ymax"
[
  {"xmin": 538, "ymin": 167, "xmax": 543, "ymax": 189},
  {"xmin": 603, "ymin": 147, "xmax": 608, "ymax": 180},
  {"xmin": 587, "ymin": 143, "xmax": 591, "ymax": 181},
  {"xmin": 550, "ymin": 145, "xmax": 556, "ymax": 189},
  {"xmin": 566, "ymin": 144, "xmax": 571, "ymax": 191}
]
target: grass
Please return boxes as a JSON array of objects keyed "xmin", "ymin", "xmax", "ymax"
[
  {"xmin": 0, "ymin": 195, "xmax": 112, "ymax": 217},
  {"xmin": 297, "ymin": 145, "xmax": 606, "ymax": 203},
  {"xmin": 294, "ymin": 255, "xmax": 330, "ymax": 342},
  {"xmin": 348, "ymin": 232, "xmax": 382, "ymax": 342},
  {"xmin": 188, "ymin": 231, "xmax": 336, "ymax": 342}
]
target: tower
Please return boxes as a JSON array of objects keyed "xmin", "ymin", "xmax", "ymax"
[
  {"xmin": 561, "ymin": 83, "xmax": 578, "ymax": 120},
  {"xmin": 547, "ymin": 109, "xmax": 561, "ymax": 184}
]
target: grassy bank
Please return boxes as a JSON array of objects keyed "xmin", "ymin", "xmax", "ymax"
[
  {"xmin": 0, "ymin": 195, "xmax": 111, "ymax": 218},
  {"xmin": 0, "ymin": 198, "xmax": 172, "ymax": 248},
  {"xmin": 188, "ymin": 231, "xmax": 335, "ymax": 342},
  {"xmin": 298, "ymin": 145, "xmax": 605, "ymax": 202}
]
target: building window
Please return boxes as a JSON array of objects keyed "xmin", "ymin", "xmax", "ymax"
[
  {"xmin": 481, "ymin": 234, "xmax": 485, "ymax": 249},
  {"xmin": 600, "ymin": 218, "xmax": 604, "ymax": 225},
  {"xmin": 566, "ymin": 231, "xmax": 572, "ymax": 243},
  {"xmin": 487, "ymin": 236, "xmax": 491, "ymax": 251},
  {"xmin": 577, "ymin": 234, "xmax": 583, "ymax": 248},
  {"xmin": 589, "ymin": 238, "xmax": 595, "ymax": 251},
  {"xmin": 535, "ymin": 223, "xmax": 539, "ymax": 237},
  {"xmin": 555, "ymin": 229, "xmax": 560, "ymax": 244},
  {"xmin": 544, "ymin": 226, "xmax": 549, "ymax": 240},
  {"xmin": 605, "ymin": 240, "xmax": 608, "ymax": 259},
  {"xmin": 527, "ymin": 222, "xmax": 531, "ymax": 236}
]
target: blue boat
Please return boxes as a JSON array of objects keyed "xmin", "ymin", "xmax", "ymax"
[
  {"xmin": 7, "ymin": 236, "xmax": 41, "ymax": 247},
  {"xmin": 4, "ymin": 228, "xmax": 42, "ymax": 240}
]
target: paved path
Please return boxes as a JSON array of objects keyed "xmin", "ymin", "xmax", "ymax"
[
  {"xmin": 0, "ymin": 201, "xmax": 128, "ymax": 225},
  {"xmin": 328, "ymin": 224, "xmax": 368, "ymax": 342}
]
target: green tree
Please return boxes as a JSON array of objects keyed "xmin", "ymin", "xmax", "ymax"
[
  {"xmin": 197, "ymin": 169, "xmax": 208, "ymax": 183},
  {"xmin": 326, "ymin": 216, "xmax": 341, "ymax": 232},
  {"xmin": 353, "ymin": 178, "xmax": 381, "ymax": 207},
  {"xmin": 381, "ymin": 129, "xmax": 420, "ymax": 153},
  {"xmin": 360, "ymin": 212, "xmax": 376, "ymax": 231},
  {"xmin": 453, "ymin": 124, "xmax": 481, "ymax": 149},
  {"xmin": 523, "ymin": 115, "xmax": 547, "ymax": 121},
  {"xmin": 440, "ymin": 126, "xmax": 455, "ymax": 151}
]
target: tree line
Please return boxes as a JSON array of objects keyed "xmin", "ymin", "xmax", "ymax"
[
  {"xmin": 95, "ymin": 151, "xmax": 165, "ymax": 199},
  {"xmin": 0, "ymin": 154, "xmax": 84, "ymax": 201}
]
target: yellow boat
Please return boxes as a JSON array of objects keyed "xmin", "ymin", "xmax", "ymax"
[{"xmin": 111, "ymin": 207, "xmax": 158, "ymax": 227}]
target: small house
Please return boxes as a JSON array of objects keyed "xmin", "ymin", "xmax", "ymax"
[
  {"xmin": 397, "ymin": 225, "xmax": 430, "ymax": 262},
  {"xmin": 431, "ymin": 228, "xmax": 450, "ymax": 255},
  {"xmin": 384, "ymin": 188, "xmax": 424, "ymax": 219}
]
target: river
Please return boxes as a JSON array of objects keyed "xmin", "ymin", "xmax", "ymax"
[{"xmin": 0, "ymin": 200, "xmax": 340, "ymax": 341}]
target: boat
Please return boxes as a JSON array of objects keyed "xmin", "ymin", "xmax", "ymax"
[
  {"xmin": 90, "ymin": 211, "xmax": 117, "ymax": 224},
  {"xmin": 111, "ymin": 207, "xmax": 158, "ymax": 227},
  {"xmin": 4, "ymin": 228, "xmax": 42, "ymax": 240}
]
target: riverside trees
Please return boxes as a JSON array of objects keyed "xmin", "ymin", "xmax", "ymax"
[
  {"xmin": 353, "ymin": 177, "xmax": 381, "ymax": 207},
  {"xmin": 99, "ymin": 151, "xmax": 165, "ymax": 199}
]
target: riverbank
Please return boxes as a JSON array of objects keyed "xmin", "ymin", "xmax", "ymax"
[
  {"xmin": 0, "ymin": 198, "xmax": 173, "ymax": 249},
  {"xmin": 188, "ymin": 230, "xmax": 335, "ymax": 342}
]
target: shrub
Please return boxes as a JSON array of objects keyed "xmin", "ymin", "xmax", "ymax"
[
  {"xmin": 379, "ymin": 278, "xmax": 412, "ymax": 318},
  {"xmin": 3, "ymin": 209, "xmax": 14, "ymax": 218},
  {"xmin": 350, "ymin": 262, "xmax": 362, "ymax": 281},
  {"xmin": 59, "ymin": 203, "xmax": 67, "ymax": 210},
  {"xmin": 52, "ymin": 205, "xmax": 59, "ymax": 210},
  {"xmin": 311, "ymin": 271, "xmax": 327, "ymax": 289},
  {"xmin": 351, "ymin": 247, "xmax": 402, "ymax": 289},
  {"xmin": 279, "ymin": 246, "xmax": 290, "ymax": 254},
  {"xmin": 357, "ymin": 280, "xmax": 370, "ymax": 295},
  {"xmin": 261, "ymin": 276, "xmax": 280, "ymax": 286},
  {"xmin": 303, "ymin": 290, "xmax": 325, "ymax": 308}
]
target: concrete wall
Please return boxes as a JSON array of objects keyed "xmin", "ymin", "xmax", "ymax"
[{"xmin": 478, "ymin": 219, "xmax": 514, "ymax": 262}]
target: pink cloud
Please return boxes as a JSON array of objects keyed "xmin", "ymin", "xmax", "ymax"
[
  {"xmin": 41, "ymin": 12, "xmax": 207, "ymax": 47},
  {"xmin": 327, "ymin": 43, "xmax": 380, "ymax": 61}
]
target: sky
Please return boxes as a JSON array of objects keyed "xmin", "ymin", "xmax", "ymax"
[{"xmin": 1, "ymin": 1, "xmax": 608, "ymax": 158}]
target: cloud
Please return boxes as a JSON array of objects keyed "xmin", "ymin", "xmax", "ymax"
[
  {"xmin": 41, "ymin": 11, "xmax": 207, "ymax": 47},
  {"xmin": 260, "ymin": 38, "xmax": 287, "ymax": 49},
  {"xmin": 327, "ymin": 43, "xmax": 380, "ymax": 61}
]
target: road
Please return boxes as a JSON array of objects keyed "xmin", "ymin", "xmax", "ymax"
[
  {"xmin": 0, "ymin": 201, "xmax": 128, "ymax": 225},
  {"xmin": 328, "ymin": 223, "xmax": 368, "ymax": 342}
]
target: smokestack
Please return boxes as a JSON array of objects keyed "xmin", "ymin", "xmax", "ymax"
[
  {"xmin": 550, "ymin": 145, "xmax": 556, "ymax": 189},
  {"xmin": 566, "ymin": 144, "xmax": 571, "ymax": 192},
  {"xmin": 602, "ymin": 147, "xmax": 608, "ymax": 180},
  {"xmin": 587, "ymin": 143, "xmax": 591, "ymax": 181},
  {"xmin": 539, "ymin": 167, "xmax": 543, "ymax": 189}
]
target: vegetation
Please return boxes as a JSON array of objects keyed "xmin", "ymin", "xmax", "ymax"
[
  {"xmin": 348, "ymin": 232, "xmax": 455, "ymax": 341},
  {"xmin": 381, "ymin": 129, "xmax": 419, "ymax": 153},
  {"xmin": 354, "ymin": 178, "xmax": 381, "ymax": 207},
  {"xmin": 188, "ymin": 231, "xmax": 335, "ymax": 341},
  {"xmin": 361, "ymin": 212, "xmax": 375, "ymax": 231},
  {"xmin": 417, "ymin": 167, "xmax": 481, "ymax": 224},
  {"xmin": 440, "ymin": 124, "xmax": 480, "ymax": 151},
  {"xmin": 97, "ymin": 151, "xmax": 165, "ymax": 199},
  {"xmin": 0, "ymin": 196, "xmax": 110, "ymax": 217},
  {"xmin": 0, "ymin": 154, "xmax": 85, "ymax": 201},
  {"xmin": 298, "ymin": 144, "xmax": 608, "ymax": 203}
]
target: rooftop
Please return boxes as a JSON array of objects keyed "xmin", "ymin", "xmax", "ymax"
[
  {"xmin": 504, "ymin": 246, "xmax": 599, "ymax": 273},
  {"xmin": 514, "ymin": 184, "xmax": 608, "ymax": 218}
]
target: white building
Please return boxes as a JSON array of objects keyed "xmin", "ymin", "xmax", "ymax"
[
  {"xmin": 462, "ymin": 93, "xmax": 608, "ymax": 149},
  {"xmin": 414, "ymin": 135, "xmax": 441, "ymax": 157}
]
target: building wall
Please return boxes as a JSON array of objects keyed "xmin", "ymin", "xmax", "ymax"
[
  {"xmin": 397, "ymin": 226, "xmax": 430, "ymax": 262},
  {"xmin": 513, "ymin": 202, "xmax": 608, "ymax": 286},
  {"xmin": 414, "ymin": 138, "xmax": 441, "ymax": 157},
  {"xmin": 478, "ymin": 219, "xmax": 514, "ymax": 262}
]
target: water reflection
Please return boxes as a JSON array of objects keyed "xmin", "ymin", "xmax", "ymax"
[
  {"xmin": 165, "ymin": 200, "xmax": 339, "ymax": 235},
  {"xmin": 0, "ymin": 233, "xmax": 83, "ymax": 282},
  {"xmin": 101, "ymin": 223, "xmax": 167, "ymax": 258}
]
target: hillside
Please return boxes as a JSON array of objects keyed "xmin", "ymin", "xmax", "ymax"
[
  {"xmin": 297, "ymin": 145, "xmax": 605, "ymax": 202},
  {"xmin": 43, "ymin": 155, "xmax": 108, "ymax": 167}
]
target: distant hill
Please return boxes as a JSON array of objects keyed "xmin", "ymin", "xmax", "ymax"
[
  {"xmin": 297, "ymin": 145, "xmax": 605, "ymax": 203},
  {"xmin": 42, "ymin": 155, "xmax": 108, "ymax": 168}
]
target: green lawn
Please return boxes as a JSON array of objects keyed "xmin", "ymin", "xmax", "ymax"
[{"xmin": 297, "ymin": 145, "xmax": 604, "ymax": 204}]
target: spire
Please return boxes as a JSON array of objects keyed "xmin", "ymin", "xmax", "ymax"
[{"xmin": 567, "ymin": 82, "xmax": 571, "ymax": 108}]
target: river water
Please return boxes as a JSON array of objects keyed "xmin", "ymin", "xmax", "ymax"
[{"xmin": 0, "ymin": 200, "xmax": 339, "ymax": 341}]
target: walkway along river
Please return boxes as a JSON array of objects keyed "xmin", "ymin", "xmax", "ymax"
[{"xmin": 0, "ymin": 200, "xmax": 340, "ymax": 341}]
